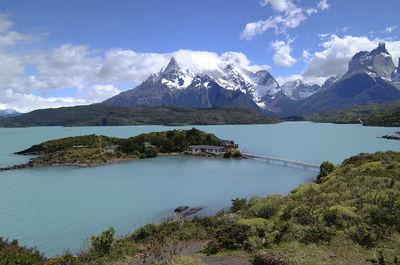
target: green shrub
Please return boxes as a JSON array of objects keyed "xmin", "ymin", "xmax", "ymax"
[
  {"xmin": 90, "ymin": 227, "xmax": 115, "ymax": 257},
  {"xmin": 257, "ymin": 205, "xmax": 278, "ymax": 220},
  {"xmin": 231, "ymin": 198, "xmax": 249, "ymax": 213},
  {"xmin": 348, "ymin": 223, "xmax": 377, "ymax": 247},
  {"xmin": 203, "ymin": 223, "xmax": 250, "ymax": 255},
  {"xmin": 316, "ymin": 161, "xmax": 335, "ymax": 183},
  {"xmin": 144, "ymin": 146, "xmax": 158, "ymax": 158},
  {"xmin": 300, "ymin": 225, "xmax": 334, "ymax": 244},
  {"xmin": 232, "ymin": 150, "xmax": 241, "ymax": 158},
  {"xmin": 0, "ymin": 238, "xmax": 46, "ymax": 265},
  {"xmin": 323, "ymin": 205, "xmax": 358, "ymax": 228},
  {"xmin": 223, "ymin": 152, "xmax": 232, "ymax": 158}
]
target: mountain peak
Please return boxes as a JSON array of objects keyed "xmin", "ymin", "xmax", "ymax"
[
  {"xmin": 0, "ymin": 108, "xmax": 21, "ymax": 117},
  {"xmin": 373, "ymin": 42, "xmax": 389, "ymax": 55},
  {"xmin": 347, "ymin": 42, "xmax": 395, "ymax": 79},
  {"xmin": 164, "ymin": 57, "xmax": 180, "ymax": 73}
]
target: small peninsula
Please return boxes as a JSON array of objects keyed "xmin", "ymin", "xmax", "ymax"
[{"xmin": 1, "ymin": 128, "xmax": 240, "ymax": 171}]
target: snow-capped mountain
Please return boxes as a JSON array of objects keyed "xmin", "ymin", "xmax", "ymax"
[
  {"xmin": 391, "ymin": 57, "xmax": 400, "ymax": 82},
  {"xmin": 294, "ymin": 43, "xmax": 400, "ymax": 114},
  {"xmin": 104, "ymin": 57, "xmax": 280, "ymax": 111},
  {"xmin": 0, "ymin": 109, "xmax": 21, "ymax": 117},
  {"xmin": 347, "ymin": 42, "xmax": 396, "ymax": 80},
  {"xmin": 280, "ymin": 79, "xmax": 321, "ymax": 100},
  {"xmin": 103, "ymin": 43, "xmax": 400, "ymax": 116}
]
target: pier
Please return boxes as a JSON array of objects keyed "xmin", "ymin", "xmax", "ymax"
[{"xmin": 242, "ymin": 153, "xmax": 320, "ymax": 172}]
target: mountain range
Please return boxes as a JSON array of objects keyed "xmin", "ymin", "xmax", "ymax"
[
  {"xmin": 103, "ymin": 43, "xmax": 400, "ymax": 116},
  {"xmin": 0, "ymin": 109, "xmax": 21, "ymax": 117}
]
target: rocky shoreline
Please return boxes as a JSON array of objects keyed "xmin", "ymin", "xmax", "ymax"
[{"xmin": 381, "ymin": 131, "xmax": 400, "ymax": 140}]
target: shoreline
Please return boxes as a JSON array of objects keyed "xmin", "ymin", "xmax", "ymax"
[{"xmin": 0, "ymin": 152, "xmax": 243, "ymax": 172}]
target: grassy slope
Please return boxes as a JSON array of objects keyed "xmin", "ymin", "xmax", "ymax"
[
  {"xmin": 301, "ymin": 99, "xmax": 400, "ymax": 126},
  {"xmin": 0, "ymin": 104, "xmax": 280, "ymax": 127}
]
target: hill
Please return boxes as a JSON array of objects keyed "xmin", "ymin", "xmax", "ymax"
[
  {"xmin": 301, "ymin": 99, "xmax": 400, "ymax": 126},
  {"xmin": 2, "ymin": 128, "xmax": 223, "ymax": 170},
  {"xmin": 0, "ymin": 104, "xmax": 280, "ymax": 127}
]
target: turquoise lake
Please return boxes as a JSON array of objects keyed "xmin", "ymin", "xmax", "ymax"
[{"xmin": 0, "ymin": 122, "xmax": 399, "ymax": 256}]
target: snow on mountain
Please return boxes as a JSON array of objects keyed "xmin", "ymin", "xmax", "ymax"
[
  {"xmin": 145, "ymin": 57, "xmax": 280, "ymax": 109},
  {"xmin": 0, "ymin": 109, "xmax": 21, "ymax": 117},
  {"xmin": 280, "ymin": 79, "xmax": 321, "ymax": 100},
  {"xmin": 347, "ymin": 42, "xmax": 396, "ymax": 80},
  {"xmin": 392, "ymin": 57, "xmax": 400, "ymax": 82}
]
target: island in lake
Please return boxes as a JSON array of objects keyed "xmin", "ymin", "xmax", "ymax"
[{"xmin": 1, "ymin": 128, "xmax": 241, "ymax": 171}]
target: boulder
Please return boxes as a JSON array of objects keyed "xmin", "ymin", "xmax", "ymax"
[{"xmin": 174, "ymin": 206, "xmax": 189, "ymax": 213}]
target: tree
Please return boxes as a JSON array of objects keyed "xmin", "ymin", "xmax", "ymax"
[
  {"xmin": 90, "ymin": 227, "xmax": 115, "ymax": 257},
  {"xmin": 316, "ymin": 161, "xmax": 335, "ymax": 184}
]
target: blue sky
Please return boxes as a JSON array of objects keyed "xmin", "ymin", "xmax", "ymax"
[{"xmin": 1, "ymin": 0, "xmax": 400, "ymax": 112}]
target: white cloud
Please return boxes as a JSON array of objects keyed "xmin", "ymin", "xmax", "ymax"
[
  {"xmin": 384, "ymin": 25, "xmax": 397, "ymax": 34},
  {"xmin": 271, "ymin": 40, "xmax": 297, "ymax": 67},
  {"xmin": 0, "ymin": 14, "xmax": 13, "ymax": 33},
  {"xmin": 277, "ymin": 35, "xmax": 400, "ymax": 85},
  {"xmin": 84, "ymin": 84, "xmax": 121, "ymax": 103},
  {"xmin": 317, "ymin": 0, "xmax": 330, "ymax": 10},
  {"xmin": 301, "ymin": 49, "xmax": 312, "ymax": 62},
  {"xmin": 260, "ymin": 0, "xmax": 294, "ymax": 12},
  {"xmin": 241, "ymin": 0, "xmax": 324, "ymax": 40},
  {"xmin": 0, "ymin": 14, "xmax": 271, "ymax": 112},
  {"xmin": 0, "ymin": 88, "xmax": 86, "ymax": 113}
]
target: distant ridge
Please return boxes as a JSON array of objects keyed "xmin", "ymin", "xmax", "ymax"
[
  {"xmin": 0, "ymin": 108, "xmax": 21, "ymax": 117},
  {"xmin": 0, "ymin": 104, "xmax": 280, "ymax": 127}
]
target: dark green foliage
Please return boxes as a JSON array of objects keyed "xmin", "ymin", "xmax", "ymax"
[
  {"xmin": 16, "ymin": 134, "xmax": 119, "ymax": 155},
  {"xmin": 231, "ymin": 198, "xmax": 249, "ymax": 213},
  {"xmin": 9, "ymin": 128, "xmax": 221, "ymax": 169},
  {"xmin": 232, "ymin": 150, "xmax": 242, "ymax": 157},
  {"xmin": 257, "ymin": 205, "xmax": 278, "ymax": 220},
  {"xmin": 203, "ymin": 223, "xmax": 251, "ymax": 255},
  {"xmin": 0, "ymin": 237, "xmax": 46, "ymax": 265},
  {"xmin": 300, "ymin": 225, "xmax": 334, "ymax": 244},
  {"xmin": 366, "ymin": 250, "xmax": 398, "ymax": 265},
  {"xmin": 90, "ymin": 227, "xmax": 115, "ymax": 257},
  {"xmin": 223, "ymin": 152, "xmax": 232, "ymax": 158},
  {"xmin": 144, "ymin": 146, "xmax": 158, "ymax": 158},
  {"xmin": 303, "ymin": 99, "xmax": 400, "ymax": 127},
  {"xmin": 316, "ymin": 161, "xmax": 335, "ymax": 183},
  {"xmin": 120, "ymin": 128, "xmax": 221, "ymax": 154},
  {"xmin": 0, "ymin": 104, "xmax": 280, "ymax": 127}
]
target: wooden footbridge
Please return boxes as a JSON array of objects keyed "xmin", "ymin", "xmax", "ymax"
[{"xmin": 242, "ymin": 153, "xmax": 320, "ymax": 172}]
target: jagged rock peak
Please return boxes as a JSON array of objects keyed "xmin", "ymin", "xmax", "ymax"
[
  {"xmin": 372, "ymin": 42, "xmax": 390, "ymax": 55},
  {"xmin": 347, "ymin": 42, "xmax": 396, "ymax": 79},
  {"xmin": 164, "ymin": 57, "xmax": 180, "ymax": 72}
]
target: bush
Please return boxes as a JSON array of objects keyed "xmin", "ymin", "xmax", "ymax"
[
  {"xmin": 0, "ymin": 238, "xmax": 46, "ymax": 265},
  {"xmin": 232, "ymin": 150, "xmax": 242, "ymax": 158},
  {"xmin": 223, "ymin": 152, "xmax": 232, "ymax": 158},
  {"xmin": 348, "ymin": 223, "xmax": 378, "ymax": 247},
  {"xmin": 231, "ymin": 198, "xmax": 249, "ymax": 213},
  {"xmin": 316, "ymin": 161, "xmax": 335, "ymax": 183},
  {"xmin": 203, "ymin": 223, "xmax": 250, "ymax": 255},
  {"xmin": 133, "ymin": 223, "xmax": 157, "ymax": 241},
  {"xmin": 90, "ymin": 227, "xmax": 115, "ymax": 257},
  {"xmin": 257, "ymin": 205, "xmax": 278, "ymax": 220},
  {"xmin": 300, "ymin": 225, "xmax": 334, "ymax": 244},
  {"xmin": 144, "ymin": 146, "xmax": 158, "ymax": 158}
]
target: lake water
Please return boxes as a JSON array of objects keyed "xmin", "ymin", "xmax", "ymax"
[{"xmin": 0, "ymin": 122, "xmax": 399, "ymax": 256}]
